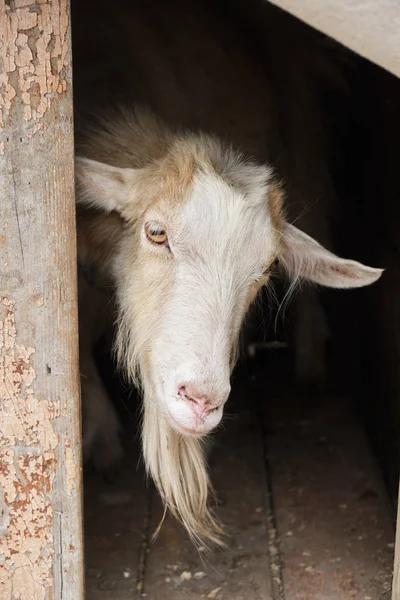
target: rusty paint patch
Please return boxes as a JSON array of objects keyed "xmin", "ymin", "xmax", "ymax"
[
  {"xmin": 0, "ymin": 296, "xmax": 59, "ymax": 599},
  {"xmin": 0, "ymin": 0, "xmax": 69, "ymax": 136}
]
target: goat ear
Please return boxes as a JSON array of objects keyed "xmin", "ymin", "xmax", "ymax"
[
  {"xmin": 281, "ymin": 223, "xmax": 383, "ymax": 288},
  {"xmin": 75, "ymin": 156, "xmax": 139, "ymax": 216}
]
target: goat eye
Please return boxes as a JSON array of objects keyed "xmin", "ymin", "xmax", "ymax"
[
  {"xmin": 145, "ymin": 222, "xmax": 168, "ymax": 245},
  {"xmin": 265, "ymin": 258, "xmax": 280, "ymax": 274}
]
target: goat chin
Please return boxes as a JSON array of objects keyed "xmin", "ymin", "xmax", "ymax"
[{"xmin": 142, "ymin": 391, "xmax": 225, "ymax": 548}]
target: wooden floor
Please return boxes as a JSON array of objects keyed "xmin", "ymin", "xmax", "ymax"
[{"xmin": 84, "ymin": 351, "xmax": 394, "ymax": 600}]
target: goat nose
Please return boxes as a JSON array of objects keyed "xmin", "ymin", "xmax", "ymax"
[{"xmin": 178, "ymin": 384, "xmax": 218, "ymax": 419}]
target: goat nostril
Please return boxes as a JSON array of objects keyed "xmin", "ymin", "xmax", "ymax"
[
  {"xmin": 177, "ymin": 383, "xmax": 222, "ymax": 417},
  {"xmin": 178, "ymin": 385, "xmax": 188, "ymax": 401},
  {"xmin": 178, "ymin": 384, "xmax": 206, "ymax": 405},
  {"xmin": 178, "ymin": 385, "xmax": 202, "ymax": 404}
]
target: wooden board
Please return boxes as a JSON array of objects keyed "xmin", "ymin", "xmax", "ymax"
[
  {"xmin": 84, "ymin": 354, "xmax": 394, "ymax": 599},
  {"xmin": 267, "ymin": 0, "xmax": 400, "ymax": 78},
  {"xmin": 84, "ymin": 440, "xmax": 149, "ymax": 599},
  {"xmin": 256, "ymin": 351, "xmax": 395, "ymax": 600},
  {"xmin": 393, "ymin": 488, "xmax": 400, "ymax": 600},
  {"xmin": 0, "ymin": 2, "xmax": 83, "ymax": 599}
]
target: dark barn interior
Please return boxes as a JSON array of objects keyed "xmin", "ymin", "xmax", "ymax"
[{"xmin": 71, "ymin": 1, "xmax": 400, "ymax": 598}]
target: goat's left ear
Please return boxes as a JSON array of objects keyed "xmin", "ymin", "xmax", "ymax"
[
  {"xmin": 75, "ymin": 156, "xmax": 141, "ymax": 217},
  {"xmin": 281, "ymin": 223, "xmax": 383, "ymax": 288}
]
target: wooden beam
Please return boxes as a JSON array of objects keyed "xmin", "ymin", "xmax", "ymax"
[
  {"xmin": 0, "ymin": 2, "xmax": 84, "ymax": 599},
  {"xmin": 394, "ymin": 489, "xmax": 400, "ymax": 599},
  {"xmin": 267, "ymin": 0, "xmax": 400, "ymax": 79}
]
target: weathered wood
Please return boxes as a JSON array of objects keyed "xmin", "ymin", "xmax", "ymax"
[
  {"xmin": 84, "ymin": 432, "xmax": 148, "ymax": 599},
  {"xmin": 0, "ymin": 2, "xmax": 83, "ymax": 599},
  {"xmin": 260, "ymin": 377, "xmax": 395, "ymax": 598},
  {"xmin": 394, "ymin": 487, "xmax": 400, "ymax": 600},
  {"xmin": 267, "ymin": 0, "xmax": 400, "ymax": 78}
]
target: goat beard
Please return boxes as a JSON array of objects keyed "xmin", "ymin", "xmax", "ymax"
[
  {"xmin": 141, "ymin": 387, "xmax": 225, "ymax": 549},
  {"xmin": 114, "ymin": 313, "xmax": 225, "ymax": 547}
]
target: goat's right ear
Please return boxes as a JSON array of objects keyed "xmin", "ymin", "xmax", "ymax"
[{"xmin": 75, "ymin": 157, "xmax": 139, "ymax": 216}]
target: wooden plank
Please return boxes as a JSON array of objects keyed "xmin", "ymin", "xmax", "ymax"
[
  {"xmin": 143, "ymin": 368, "xmax": 274, "ymax": 600},
  {"xmin": 393, "ymin": 486, "xmax": 400, "ymax": 600},
  {"xmin": 267, "ymin": 0, "xmax": 400, "ymax": 79},
  {"xmin": 0, "ymin": 2, "xmax": 83, "ymax": 599},
  {"xmin": 84, "ymin": 402, "xmax": 150, "ymax": 599},
  {"xmin": 84, "ymin": 452, "xmax": 149, "ymax": 599},
  {"xmin": 84, "ymin": 353, "xmax": 397, "ymax": 600},
  {"xmin": 256, "ymin": 351, "xmax": 395, "ymax": 600}
]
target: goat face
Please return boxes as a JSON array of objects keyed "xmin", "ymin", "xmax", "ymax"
[
  {"xmin": 133, "ymin": 169, "xmax": 281, "ymax": 436},
  {"xmin": 76, "ymin": 133, "xmax": 383, "ymax": 439}
]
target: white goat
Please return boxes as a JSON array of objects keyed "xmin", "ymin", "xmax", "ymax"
[{"xmin": 75, "ymin": 108, "xmax": 382, "ymax": 546}]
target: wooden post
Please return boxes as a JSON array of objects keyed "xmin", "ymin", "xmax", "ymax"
[
  {"xmin": 394, "ymin": 493, "xmax": 400, "ymax": 599},
  {"xmin": 0, "ymin": 2, "xmax": 84, "ymax": 599}
]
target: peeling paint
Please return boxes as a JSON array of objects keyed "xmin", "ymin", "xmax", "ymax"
[
  {"xmin": 0, "ymin": 0, "xmax": 69, "ymax": 136},
  {"xmin": 35, "ymin": 295, "xmax": 44, "ymax": 307},
  {"xmin": 64, "ymin": 440, "xmax": 77, "ymax": 497},
  {"xmin": 0, "ymin": 297, "xmax": 59, "ymax": 599}
]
